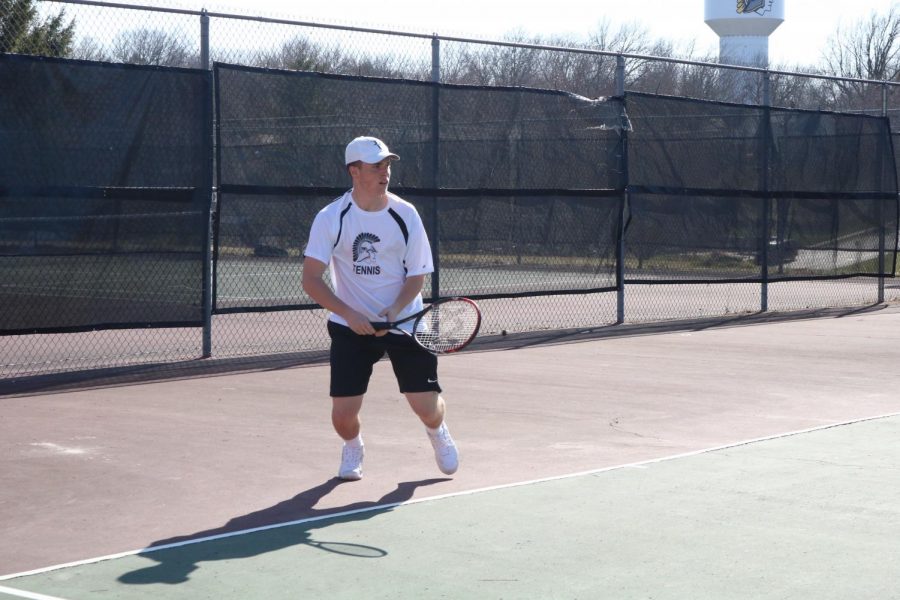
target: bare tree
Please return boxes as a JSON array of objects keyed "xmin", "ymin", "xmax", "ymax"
[
  {"xmin": 452, "ymin": 29, "xmax": 548, "ymax": 87},
  {"xmin": 254, "ymin": 35, "xmax": 344, "ymax": 72},
  {"xmin": 587, "ymin": 19, "xmax": 673, "ymax": 78},
  {"xmin": 254, "ymin": 35, "xmax": 415, "ymax": 79},
  {"xmin": 110, "ymin": 28, "xmax": 197, "ymax": 67},
  {"xmin": 819, "ymin": 5, "xmax": 900, "ymax": 112},
  {"xmin": 823, "ymin": 4, "xmax": 900, "ymax": 82},
  {"xmin": 769, "ymin": 68, "xmax": 831, "ymax": 110},
  {"xmin": 439, "ymin": 20, "xmax": 675, "ymax": 95},
  {"xmin": 70, "ymin": 36, "xmax": 108, "ymax": 61}
]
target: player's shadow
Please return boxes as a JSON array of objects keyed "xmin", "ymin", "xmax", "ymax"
[{"xmin": 118, "ymin": 477, "xmax": 448, "ymax": 585}]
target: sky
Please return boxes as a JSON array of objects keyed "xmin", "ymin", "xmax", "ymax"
[
  {"xmin": 49, "ymin": 0, "xmax": 897, "ymax": 69},
  {"xmin": 192, "ymin": 0, "xmax": 897, "ymax": 69}
]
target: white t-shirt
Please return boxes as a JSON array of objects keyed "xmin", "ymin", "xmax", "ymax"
[{"xmin": 304, "ymin": 190, "xmax": 434, "ymax": 329}]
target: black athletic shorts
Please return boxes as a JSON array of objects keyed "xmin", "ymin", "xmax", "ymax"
[{"xmin": 327, "ymin": 320, "xmax": 442, "ymax": 397}]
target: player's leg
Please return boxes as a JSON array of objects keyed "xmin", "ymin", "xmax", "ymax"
[
  {"xmin": 405, "ymin": 391, "xmax": 458, "ymax": 475},
  {"xmin": 405, "ymin": 391, "xmax": 444, "ymax": 429},
  {"xmin": 327, "ymin": 321, "xmax": 382, "ymax": 480},
  {"xmin": 387, "ymin": 335, "xmax": 459, "ymax": 475},
  {"xmin": 333, "ymin": 395, "xmax": 365, "ymax": 480},
  {"xmin": 332, "ymin": 395, "xmax": 364, "ymax": 440}
]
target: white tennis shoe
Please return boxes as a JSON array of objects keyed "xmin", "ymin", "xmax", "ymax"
[
  {"xmin": 427, "ymin": 422, "xmax": 459, "ymax": 475},
  {"xmin": 338, "ymin": 442, "xmax": 365, "ymax": 481}
]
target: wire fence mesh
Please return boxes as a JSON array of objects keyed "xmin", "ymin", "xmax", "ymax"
[{"xmin": 1, "ymin": 0, "xmax": 898, "ymax": 382}]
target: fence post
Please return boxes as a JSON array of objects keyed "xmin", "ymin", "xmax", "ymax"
[
  {"xmin": 202, "ymin": 191, "xmax": 214, "ymax": 358},
  {"xmin": 878, "ymin": 199, "xmax": 886, "ymax": 304},
  {"xmin": 200, "ymin": 9, "xmax": 209, "ymax": 69},
  {"xmin": 878, "ymin": 81, "xmax": 888, "ymax": 304},
  {"xmin": 616, "ymin": 54, "xmax": 626, "ymax": 324},
  {"xmin": 616, "ymin": 191, "xmax": 627, "ymax": 324},
  {"xmin": 615, "ymin": 54, "xmax": 625, "ymax": 97},
  {"xmin": 430, "ymin": 36, "xmax": 441, "ymax": 302},
  {"xmin": 200, "ymin": 9, "xmax": 212, "ymax": 357},
  {"xmin": 759, "ymin": 70, "xmax": 771, "ymax": 312}
]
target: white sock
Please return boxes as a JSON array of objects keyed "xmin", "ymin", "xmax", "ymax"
[
  {"xmin": 427, "ymin": 422, "xmax": 446, "ymax": 435},
  {"xmin": 344, "ymin": 434, "xmax": 363, "ymax": 448}
]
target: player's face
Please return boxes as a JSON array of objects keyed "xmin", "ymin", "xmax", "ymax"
[{"xmin": 352, "ymin": 158, "xmax": 392, "ymax": 195}]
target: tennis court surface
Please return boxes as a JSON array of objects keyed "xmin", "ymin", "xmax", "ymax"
[{"xmin": 2, "ymin": 305, "xmax": 899, "ymax": 599}]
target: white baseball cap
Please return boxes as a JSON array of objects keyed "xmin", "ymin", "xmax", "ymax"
[{"xmin": 345, "ymin": 136, "xmax": 400, "ymax": 165}]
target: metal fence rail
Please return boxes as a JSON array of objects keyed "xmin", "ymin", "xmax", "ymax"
[{"xmin": 1, "ymin": 0, "xmax": 898, "ymax": 382}]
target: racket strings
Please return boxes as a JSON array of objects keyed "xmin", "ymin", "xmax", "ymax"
[{"xmin": 414, "ymin": 301, "xmax": 480, "ymax": 353}]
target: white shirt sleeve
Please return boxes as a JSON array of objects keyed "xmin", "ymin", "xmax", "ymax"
[
  {"xmin": 404, "ymin": 207, "xmax": 434, "ymax": 277},
  {"xmin": 303, "ymin": 205, "xmax": 337, "ymax": 265}
]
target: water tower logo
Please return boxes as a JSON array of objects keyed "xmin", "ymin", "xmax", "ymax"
[{"xmin": 736, "ymin": 0, "xmax": 775, "ymax": 15}]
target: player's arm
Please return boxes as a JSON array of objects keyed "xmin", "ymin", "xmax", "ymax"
[
  {"xmin": 384, "ymin": 208, "xmax": 432, "ymax": 325},
  {"xmin": 302, "ymin": 256, "xmax": 376, "ymax": 335},
  {"xmin": 380, "ymin": 273, "xmax": 427, "ymax": 324}
]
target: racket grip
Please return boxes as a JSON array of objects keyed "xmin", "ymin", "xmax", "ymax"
[{"xmin": 370, "ymin": 321, "xmax": 392, "ymax": 331}]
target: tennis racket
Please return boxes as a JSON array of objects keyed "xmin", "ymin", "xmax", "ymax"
[{"xmin": 371, "ymin": 297, "xmax": 481, "ymax": 354}]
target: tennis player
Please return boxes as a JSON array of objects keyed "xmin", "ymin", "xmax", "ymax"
[{"xmin": 302, "ymin": 136, "xmax": 459, "ymax": 481}]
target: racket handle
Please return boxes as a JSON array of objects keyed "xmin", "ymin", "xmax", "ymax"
[{"xmin": 371, "ymin": 321, "xmax": 392, "ymax": 331}]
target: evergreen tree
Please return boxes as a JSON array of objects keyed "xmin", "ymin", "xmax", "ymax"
[{"xmin": 0, "ymin": 0, "xmax": 74, "ymax": 57}]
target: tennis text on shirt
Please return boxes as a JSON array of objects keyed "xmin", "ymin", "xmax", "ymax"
[{"xmin": 352, "ymin": 232, "xmax": 381, "ymax": 275}]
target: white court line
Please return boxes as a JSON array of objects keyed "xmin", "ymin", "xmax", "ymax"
[
  {"xmin": 1, "ymin": 411, "xmax": 898, "ymax": 584},
  {"xmin": 0, "ymin": 585, "xmax": 71, "ymax": 600}
]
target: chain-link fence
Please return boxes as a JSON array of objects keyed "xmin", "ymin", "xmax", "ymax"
[{"xmin": 2, "ymin": 0, "xmax": 899, "ymax": 382}]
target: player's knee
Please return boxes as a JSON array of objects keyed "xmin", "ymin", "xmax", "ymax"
[{"xmin": 406, "ymin": 391, "xmax": 443, "ymax": 425}]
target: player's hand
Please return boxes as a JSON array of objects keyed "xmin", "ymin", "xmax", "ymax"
[
  {"xmin": 344, "ymin": 310, "xmax": 376, "ymax": 336},
  {"xmin": 375, "ymin": 306, "xmax": 400, "ymax": 337}
]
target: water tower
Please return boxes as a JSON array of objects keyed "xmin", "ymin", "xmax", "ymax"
[{"xmin": 704, "ymin": 0, "xmax": 785, "ymax": 67}]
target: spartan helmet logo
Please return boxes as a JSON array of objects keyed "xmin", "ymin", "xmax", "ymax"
[
  {"xmin": 352, "ymin": 232, "xmax": 380, "ymax": 264},
  {"xmin": 737, "ymin": 0, "xmax": 774, "ymax": 14}
]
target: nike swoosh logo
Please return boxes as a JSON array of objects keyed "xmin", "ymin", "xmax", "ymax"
[{"xmin": 427, "ymin": 378, "xmax": 438, "ymax": 383}]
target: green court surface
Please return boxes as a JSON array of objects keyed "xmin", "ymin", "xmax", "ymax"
[{"xmin": 3, "ymin": 415, "xmax": 898, "ymax": 600}]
